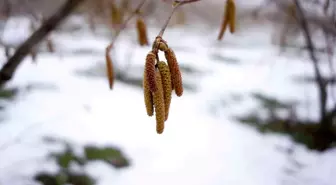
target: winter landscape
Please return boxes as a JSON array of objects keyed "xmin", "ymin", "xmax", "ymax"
[{"xmin": 0, "ymin": 0, "xmax": 335, "ymax": 185}]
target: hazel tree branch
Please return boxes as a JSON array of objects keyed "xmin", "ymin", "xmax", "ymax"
[
  {"xmin": 0, "ymin": 0, "xmax": 85, "ymax": 87},
  {"xmin": 158, "ymin": 0, "xmax": 201, "ymax": 37}
]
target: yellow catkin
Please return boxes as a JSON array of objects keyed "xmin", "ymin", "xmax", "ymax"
[
  {"xmin": 286, "ymin": 3, "xmax": 297, "ymax": 21},
  {"xmin": 217, "ymin": 0, "xmax": 231, "ymax": 40},
  {"xmin": 157, "ymin": 61, "xmax": 172, "ymax": 121},
  {"xmin": 143, "ymin": 71, "xmax": 154, "ymax": 116},
  {"xmin": 158, "ymin": 41, "xmax": 169, "ymax": 52},
  {"xmin": 165, "ymin": 48, "xmax": 183, "ymax": 97},
  {"xmin": 153, "ymin": 70, "xmax": 165, "ymax": 134},
  {"xmin": 145, "ymin": 52, "xmax": 157, "ymax": 92},
  {"xmin": 111, "ymin": 2, "xmax": 122, "ymax": 25},
  {"xmin": 105, "ymin": 51, "xmax": 114, "ymax": 90},
  {"xmin": 136, "ymin": 17, "xmax": 149, "ymax": 46},
  {"xmin": 228, "ymin": 0, "xmax": 236, "ymax": 33}
]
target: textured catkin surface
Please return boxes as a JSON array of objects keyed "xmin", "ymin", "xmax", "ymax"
[
  {"xmin": 136, "ymin": 17, "xmax": 149, "ymax": 46},
  {"xmin": 143, "ymin": 71, "xmax": 154, "ymax": 116},
  {"xmin": 157, "ymin": 61, "xmax": 172, "ymax": 121},
  {"xmin": 165, "ymin": 48, "xmax": 183, "ymax": 97},
  {"xmin": 153, "ymin": 71, "xmax": 165, "ymax": 134},
  {"xmin": 145, "ymin": 52, "xmax": 157, "ymax": 93}
]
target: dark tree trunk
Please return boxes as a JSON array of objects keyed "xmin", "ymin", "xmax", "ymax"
[{"xmin": 0, "ymin": 0, "xmax": 85, "ymax": 87}]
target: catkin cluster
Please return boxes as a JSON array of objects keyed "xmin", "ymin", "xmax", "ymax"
[
  {"xmin": 143, "ymin": 36, "xmax": 183, "ymax": 134},
  {"xmin": 218, "ymin": 0, "xmax": 236, "ymax": 40}
]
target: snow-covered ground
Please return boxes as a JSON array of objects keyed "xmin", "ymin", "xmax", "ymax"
[{"xmin": 0, "ymin": 16, "xmax": 335, "ymax": 185}]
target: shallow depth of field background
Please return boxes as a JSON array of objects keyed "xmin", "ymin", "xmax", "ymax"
[{"xmin": 0, "ymin": 0, "xmax": 335, "ymax": 185}]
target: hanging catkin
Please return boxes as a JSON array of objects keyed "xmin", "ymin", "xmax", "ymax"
[
  {"xmin": 136, "ymin": 17, "xmax": 149, "ymax": 46},
  {"xmin": 218, "ymin": 0, "xmax": 230, "ymax": 40},
  {"xmin": 143, "ymin": 71, "xmax": 154, "ymax": 116},
  {"xmin": 218, "ymin": 0, "xmax": 236, "ymax": 40},
  {"xmin": 105, "ymin": 51, "xmax": 114, "ymax": 90},
  {"xmin": 110, "ymin": 1, "xmax": 122, "ymax": 25},
  {"xmin": 157, "ymin": 61, "xmax": 172, "ymax": 121},
  {"xmin": 145, "ymin": 51, "xmax": 157, "ymax": 92},
  {"xmin": 228, "ymin": 0, "xmax": 236, "ymax": 33},
  {"xmin": 153, "ymin": 70, "xmax": 165, "ymax": 134},
  {"xmin": 164, "ymin": 48, "xmax": 183, "ymax": 96}
]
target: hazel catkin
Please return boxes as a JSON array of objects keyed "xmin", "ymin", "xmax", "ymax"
[
  {"xmin": 136, "ymin": 17, "xmax": 149, "ymax": 46},
  {"xmin": 164, "ymin": 48, "xmax": 183, "ymax": 97},
  {"xmin": 105, "ymin": 51, "xmax": 114, "ymax": 90},
  {"xmin": 228, "ymin": 0, "xmax": 236, "ymax": 33},
  {"xmin": 153, "ymin": 70, "xmax": 165, "ymax": 134},
  {"xmin": 158, "ymin": 41, "xmax": 168, "ymax": 52},
  {"xmin": 110, "ymin": 1, "xmax": 122, "ymax": 26},
  {"xmin": 145, "ymin": 51, "xmax": 157, "ymax": 92},
  {"xmin": 218, "ymin": 0, "xmax": 236, "ymax": 40},
  {"xmin": 217, "ymin": 0, "xmax": 230, "ymax": 40},
  {"xmin": 157, "ymin": 61, "xmax": 172, "ymax": 121},
  {"xmin": 143, "ymin": 71, "xmax": 154, "ymax": 116}
]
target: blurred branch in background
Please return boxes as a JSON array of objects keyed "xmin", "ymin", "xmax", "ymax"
[{"xmin": 0, "ymin": 0, "xmax": 85, "ymax": 87}]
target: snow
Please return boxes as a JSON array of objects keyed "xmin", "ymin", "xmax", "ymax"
[
  {"xmin": 0, "ymin": 16, "xmax": 33, "ymax": 47},
  {"xmin": 0, "ymin": 16, "xmax": 335, "ymax": 185}
]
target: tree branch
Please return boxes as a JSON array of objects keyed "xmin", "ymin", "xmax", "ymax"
[
  {"xmin": 158, "ymin": 0, "xmax": 200, "ymax": 37},
  {"xmin": 293, "ymin": 0, "xmax": 329, "ymax": 128},
  {"xmin": 0, "ymin": 0, "xmax": 85, "ymax": 87}
]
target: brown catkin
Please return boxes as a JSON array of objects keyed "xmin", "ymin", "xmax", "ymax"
[
  {"xmin": 136, "ymin": 17, "xmax": 149, "ymax": 46},
  {"xmin": 105, "ymin": 51, "xmax": 114, "ymax": 90},
  {"xmin": 217, "ymin": 0, "xmax": 231, "ymax": 40},
  {"xmin": 143, "ymin": 71, "xmax": 154, "ymax": 116},
  {"xmin": 228, "ymin": 0, "xmax": 236, "ymax": 33},
  {"xmin": 145, "ymin": 52, "xmax": 157, "ymax": 92},
  {"xmin": 157, "ymin": 61, "xmax": 172, "ymax": 121},
  {"xmin": 153, "ymin": 71, "xmax": 165, "ymax": 134},
  {"xmin": 165, "ymin": 48, "xmax": 183, "ymax": 97},
  {"xmin": 111, "ymin": 2, "xmax": 122, "ymax": 25}
]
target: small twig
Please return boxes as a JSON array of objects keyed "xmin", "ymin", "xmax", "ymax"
[
  {"xmin": 158, "ymin": 0, "xmax": 201, "ymax": 37},
  {"xmin": 152, "ymin": 0, "xmax": 200, "ymax": 63},
  {"xmin": 0, "ymin": 0, "xmax": 85, "ymax": 87},
  {"xmin": 105, "ymin": 0, "xmax": 147, "ymax": 54}
]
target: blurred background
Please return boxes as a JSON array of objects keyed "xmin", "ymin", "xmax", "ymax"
[{"xmin": 0, "ymin": 0, "xmax": 335, "ymax": 185}]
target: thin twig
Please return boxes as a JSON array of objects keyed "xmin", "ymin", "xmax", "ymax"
[
  {"xmin": 158, "ymin": 0, "xmax": 201, "ymax": 37},
  {"xmin": 0, "ymin": 0, "xmax": 85, "ymax": 87}
]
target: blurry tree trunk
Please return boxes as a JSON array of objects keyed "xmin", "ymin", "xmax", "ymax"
[
  {"xmin": 0, "ymin": 0, "xmax": 85, "ymax": 87},
  {"xmin": 293, "ymin": 0, "xmax": 336, "ymax": 150}
]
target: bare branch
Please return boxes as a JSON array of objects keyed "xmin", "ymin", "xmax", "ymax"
[
  {"xmin": 0, "ymin": 0, "xmax": 85, "ymax": 87},
  {"xmin": 158, "ymin": 0, "xmax": 200, "ymax": 37},
  {"xmin": 293, "ymin": 0, "xmax": 329, "ymax": 128}
]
